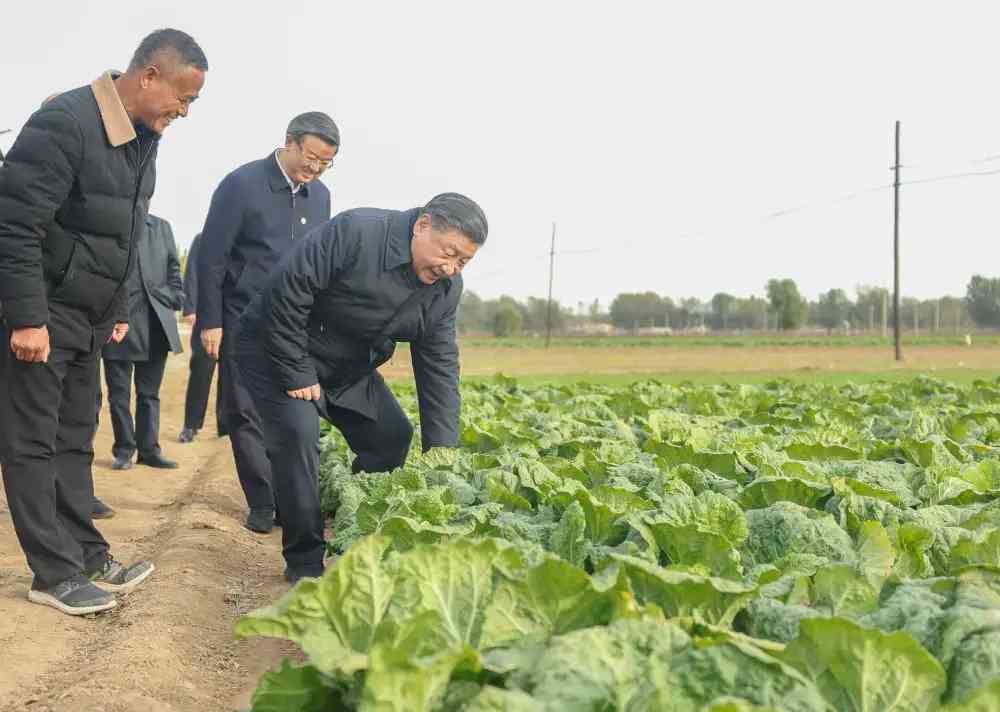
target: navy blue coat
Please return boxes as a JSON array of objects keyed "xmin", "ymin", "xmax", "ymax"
[
  {"xmin": 240, "ymin": 208, "xmax": 463, "ymax": 448},
  {"xmin": 197, "ymin": 154, "xmax": 332, "ymax": 330}
]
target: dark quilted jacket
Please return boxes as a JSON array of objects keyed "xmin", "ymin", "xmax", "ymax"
[{"xmin": 0, "ymin": 71, "xmax": 158, "ymax": 349}]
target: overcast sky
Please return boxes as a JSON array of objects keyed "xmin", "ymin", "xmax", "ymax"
[{"xmin": 3, "ymin": 1, "xmax": 1000, "ymax": 309}]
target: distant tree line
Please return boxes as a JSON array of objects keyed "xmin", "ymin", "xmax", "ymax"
[{"xmin": 459, "ymin": 275, "xmax": 1000, "ymax": 336}]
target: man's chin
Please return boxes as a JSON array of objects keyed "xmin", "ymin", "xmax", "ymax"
[{"xmin": 137, "ymin": 118, "xmax": 167, "ymax": 135}]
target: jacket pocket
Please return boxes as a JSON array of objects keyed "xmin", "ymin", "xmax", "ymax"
[{"xmin": 43, "ymin": 229, "xmax": 79, "ymax": 290}]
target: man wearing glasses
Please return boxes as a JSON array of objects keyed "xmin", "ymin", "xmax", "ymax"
[{"xmin": 197, "ymin": 113, "xmax": 338, "ymax": 534}]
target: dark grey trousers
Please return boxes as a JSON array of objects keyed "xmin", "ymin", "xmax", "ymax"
[
  {"xmin": 183, "ymin": 327, "xmax": 222, "ymax": 434},
  {"xmin": 220, "ymin": 308, "xmax": 274, "ymax": 511},
  {"xmin": 102, "ymin": 352, "xmax": 169, "ymax": 460}
]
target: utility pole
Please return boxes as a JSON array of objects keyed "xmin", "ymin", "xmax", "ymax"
[
  {"xmin": 868, "ymin": 303, "xmax": 875, "ymax": 332},
  {"xmin": 545, "ymin": 222, "xmax": 556, "ymax": 347},
  {"xmin": 892, "ymin": 121, "xmax": 903, "ymax": 361},
  {"xmin": 882, "ymin": 290, "xmax": 888, "ymax": 338},
  {"xmin": 934, "ymin": 299, "xmax": 940, "ymax": 333}
]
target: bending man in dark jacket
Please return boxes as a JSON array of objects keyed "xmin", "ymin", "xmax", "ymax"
[
  {"xmin": 179, "ymin": 233, "xmax": 224, "ymax": 443},
  {"xmin": 102, "ymin": 214, "xmax": 185, "ymax": 470},
  {"xmin": 237, "ymin": 193, "xmax": 487, "ymax": 584},
  {"xmin": 198, "ymin": 112, "xmax": 338, "ymax": 534},
  {"xmin": 0, "ymin": 30, "xmax": 207, "ymax": 616}
]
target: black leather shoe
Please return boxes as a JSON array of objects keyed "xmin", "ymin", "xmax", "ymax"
[
  {"xmin": 245, "ymin": 508, "xmax": 274, "ymax": 534},
  {"xmin": 110, "ymin": 456, "xmax": 133, "ymax": 471},
  {"xmin": 92, "ymin": 498, "xmax": 115, "ymax": 519},
  {"xmin": 178, "ymin": 427, "xmax": 197, "ymax": 443},
  {"xmin": 137, "ymin": 453, "xmax": 178, "ymax": 469}
]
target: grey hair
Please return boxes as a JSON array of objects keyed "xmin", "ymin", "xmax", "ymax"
[
  {"xmin": 128, "ymin": 29, "xmax": 208, "ymax": 73},
  {"xmin": 422, "ymin": 193, "xmax": 488, "ymax": 246},
  {"xmin": 287, "ymin": 112, "xmax": 340, "ymax": 148}
]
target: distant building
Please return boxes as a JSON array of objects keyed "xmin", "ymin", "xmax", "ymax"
[
  {"xmin": 570, "ymin": 322, "xmax": 616, "ymax": 336},
  {"xmin": 636, "ymin": 326, "xmax": 674, "ymax": 336}
]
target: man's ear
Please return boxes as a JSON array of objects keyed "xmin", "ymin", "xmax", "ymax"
[
  {"xmin": 139, "ymin": 65, "xmax": 160, "ymax": 90},
  {"xmin": 413, "ymin": 213, "xmax": 433, "ymax": 235}
]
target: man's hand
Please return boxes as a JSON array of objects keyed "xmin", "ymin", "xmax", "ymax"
[
  {"xmin": 10, "ymin": 326, "xmax": 50, "ymax": 363},
  {"xmin": 286, "ymin": 384, "xmax": 321, "ymax": 401},
  {"xmin": 108, "ymin": 323, "xmax": 129, "ymax": 343},
  {"xmin": 201, "ymin": 327, "xmax": 223, "ymax": 360},
  {"xmin": 182, "ymin": 313, "xmax": 196, "ymax": 329}
]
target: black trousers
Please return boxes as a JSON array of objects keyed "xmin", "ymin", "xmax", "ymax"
[
  {"xmin": 183, "ymin": 327, "xmax": 221, "ymax": 433},
  {"xmin": 220, "ymin": 309, "xmax": 274, "ymax": 511},
  {"xmin": 103, "ymin": 352, "xmax": 169, "ymax": 460},
  {"xmin": 237, "ymin": 341, "xmax": 413, "ymax": 575},
  {"xmin": 0, "ymin": 328, "xmax": 111, "ymax": 587}
]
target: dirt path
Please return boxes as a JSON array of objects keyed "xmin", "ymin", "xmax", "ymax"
[{"xmin": 0, "ymin": 356, "xmax": 294, "ymax": 712}]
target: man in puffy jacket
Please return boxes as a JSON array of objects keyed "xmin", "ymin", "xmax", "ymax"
[
  {"xmin": 102, "ymin": 213, "xmax": 185, "ymax": 470},
  {"xmin": 0, "ymin": 29, "xmax": 208, "ymax": 615},
  {"xmin": 198, "ymin": 112, "xmax": 338, "ymax": 534},
  {"xmin": 237, "ymin": 193, "xmax": 486, "ymax": 583}
]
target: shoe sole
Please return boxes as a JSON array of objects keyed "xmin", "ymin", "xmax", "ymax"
[
  {"xmin": 92, "ymin": 562, "xmax": 156, "ymax": 594},
  {"xmin": 244, "ymin": 522, "xmax": 274, "ymax": 534},
  {"xmin": 28, "ymin": 590, "xmax": 117, "ymax": 615}
]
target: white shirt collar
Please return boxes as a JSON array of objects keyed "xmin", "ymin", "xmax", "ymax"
[{"xmin": 274, "ymin": 149, "xmax": 301, "ymax": 194}]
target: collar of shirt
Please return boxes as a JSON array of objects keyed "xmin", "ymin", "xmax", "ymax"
[
  {"xmin": 384, "ymin": 208, "xmax": 420, "ymax": 272},
  {"xmin": 273, "ymin": 149, "xmax": 302, "ymax": 194}
]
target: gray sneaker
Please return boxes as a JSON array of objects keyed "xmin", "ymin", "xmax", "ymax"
[
  {"xmin": 28, "ymin": 574, "xmax": 117, "ymax": 616},
  {"xmin": 88, "ymin": 555, "xmax": 155, "ymax": 593}
]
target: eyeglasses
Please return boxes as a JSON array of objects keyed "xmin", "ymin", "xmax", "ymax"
[{"xmin": 300, "ymin": 150, "xmax": 335, "ymax": 172}]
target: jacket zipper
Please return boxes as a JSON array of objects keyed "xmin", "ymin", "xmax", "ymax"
[
  {"xmin": 291, "ymin": 190, "xmax": 296, "ymax": 240},
  {"xmin": 97, "ymin": 135, "xmax": 155, "ymax": 324}
]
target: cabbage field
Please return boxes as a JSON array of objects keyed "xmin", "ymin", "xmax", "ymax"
[{"xmin": 236, "ymin": 376, "xmax": 1000, "ymax": 711}]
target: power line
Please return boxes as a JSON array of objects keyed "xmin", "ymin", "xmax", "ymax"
[
  {"xmin": 901, "ymin": 165, "xmax": 1000, "ymax": 187},
  {"xmin": 468, "ymin": 247, "xmax": 600, "ymax": 282},
  {"xmin": 465, "ymin": 145, "xmax": 1000, "ymax": 304},
  {"xmin": 502, "ymin": 159, "xmax": 1000, "ymax": 263}
]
